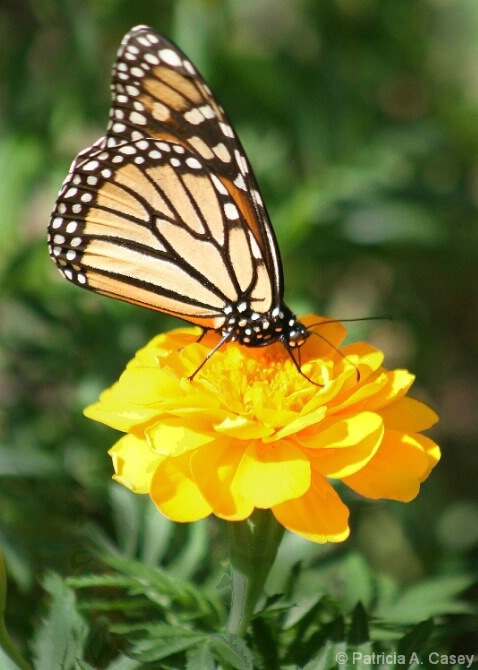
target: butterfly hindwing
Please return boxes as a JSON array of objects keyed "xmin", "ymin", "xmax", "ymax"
[{"xmin": 49, "ymin": 132, "xmax": 278, "ymax": 326}]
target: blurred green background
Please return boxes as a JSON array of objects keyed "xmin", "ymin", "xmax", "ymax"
[{"xmin": 1, "ymin": 0, "xmax": 477, "ymax": 655}]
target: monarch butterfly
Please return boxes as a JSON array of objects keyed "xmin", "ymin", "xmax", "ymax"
[{"xmin": 48, "ymin": 25, "xmax": 316, "ymax": 380}]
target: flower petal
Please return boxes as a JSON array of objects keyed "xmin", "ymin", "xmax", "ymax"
[
  {"xmin": 109, "ymin": 434, "xmax": 163, "ymax": 493},
  {"xmin": 150, "ymin": 452, "xmax": 212, "ymax": 522},
  {"xmin": 214, "ymin": 415, "xmax": 274, "ymax": 439},
  {"xmin": 305, "ymin": 413, "xmax": 384, "ymax": 478},
  {"xmin": 378, "ymin": 397, "xmax": 439, "ymax": 432},
  {"xmin": 146, "ymin": 417, "xmax": 215, "ymax": 456},
  {"xmin": 267, "ymin": 406, "xmax": 327, "ymax": 441},
  {"xmin": 413, "ymin": 433, "xmax": 441, "ymax": 480},
  {"xmin": 232, "ymin": 440, "xmax": 311, "ymax": 508},
  {"xmin": 190, "ymin": 441, "xmax": 254, "ymax": 520},
  {"xmin": 362, "ymin": 369, "xmax": 415, "ymax": 410},
  {"xmin": 342, "ymin": 429, "xmax": 439, "ymax": 502},
  {"xmin": 273, "ymin": 472, "xmax": 350, "ymax": 543}
]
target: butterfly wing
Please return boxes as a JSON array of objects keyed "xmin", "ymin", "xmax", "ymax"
[{"xmin": 48, "ymin": 25, "xmax": 284, "ymax": 328}]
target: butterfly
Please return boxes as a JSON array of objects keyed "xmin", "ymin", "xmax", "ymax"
[{"xmin": 48, "ymin": 25, "xmax": 317, "ymax": 380}]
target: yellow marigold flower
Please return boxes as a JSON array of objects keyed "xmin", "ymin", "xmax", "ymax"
[{"xmin": 84, "ymin": 316, "xmax": 440, "ymax": 544}]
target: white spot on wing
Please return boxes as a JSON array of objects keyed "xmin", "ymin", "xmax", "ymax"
[
  {"xmin": 233, "ymin": 174, "xmax": 246, "ymax": 190},
  {"xmin": 224, "ymin": 203, "xmax": 239, "ymax": 220},
  {"xmin": 211, "ymin": 174, "xmax": 228, "ymax": 195},
  {"xmin": 220, "ymin": 122, "xmax": 234, "ymax": 138},
  {"xmin": 129, "ymin": 111, "xmax": 147, "ymax": 125},
  {"xmin": 184, "ymin": 107, "xmax": 205, "ymax": 125},
  {"xmin": 159, "ymin": 48, "xmax": 182, "ymax": 67}
]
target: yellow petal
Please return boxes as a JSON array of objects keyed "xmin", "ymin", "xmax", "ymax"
[
  {"xmin": 413, "ymin": 433, "xmax": 441, "ymax": 480},
  {"xmin": 150, "ymin": 452, "xmax": 212, "ymax": 522},
  {"xmin": 299, "ymin": 316, "xmax": 347, "ymax": 359},
  {"xmin": 266, "ymin": 406, "xmax": 327, "ymax": 441},
  {"xmin": 306, "ymin": 414, "xmax": 384, "ymax": 478},
  {"xmin": 190, "ymin": 441, "xmax": 254, "ymax": 520},
  {"xmin": 342, "ymin": 429, "xmax": 434, "ymax": 502},
  {"xmin": 84, "ymin": 400, "xmax": 160, "ymax": 432},
  {"xmin": 108, "ymin": 434, "xmax": 163, "ymax": 493},
  {"xmin": 326, "ymin": 370, "xmax": 388, "ymax": 413},
  {"xmin": 273, "ymin": 472, "xmax": 350, "ymax": 543},
  {"xmin": 339, "ymin": 342, "xmax": 385, "ymax": 379},
  {"xmin": 362, "ymin": 369, "xmax": 415, "ymax": 410},
  {"xmin": 214, "ymin": 415, "xmax": 275, "ymax": 439},
  {"xmin": 146, "ymin": 418, "xmax": 215, "ymax": 456},
  {"xmin": 378, "ymin": 397, "xmax": 439, "ymax": 432},
  {"xmin": 298, "ymin": 412, "xmax": 383, "ymax": 450},
  {"xmin": 232, "ymin": 440, "xmax": 311, "ymax": 508}
]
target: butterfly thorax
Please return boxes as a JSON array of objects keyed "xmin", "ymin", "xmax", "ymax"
[{"xmin": 222, "ymin": 302, "xmax": 309, "ymax": 349}]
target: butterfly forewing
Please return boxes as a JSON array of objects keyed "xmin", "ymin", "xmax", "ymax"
[
  {"xmin": 108, "ymin": 25, "xmax": 283, "ymax": 297},
  {"xmin": 48, "ymin": 25, "xmax": 285, "ymax": 333}
]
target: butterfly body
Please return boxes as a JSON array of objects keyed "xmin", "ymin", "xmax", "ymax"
[{"xmin": 48, "ymin": 25, "xmax": 312, "ymax": 377}]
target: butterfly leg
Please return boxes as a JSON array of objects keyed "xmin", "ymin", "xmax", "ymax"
[{"xmin": 188, "ymin": 330, "xmax": 234, "ymax": 381}]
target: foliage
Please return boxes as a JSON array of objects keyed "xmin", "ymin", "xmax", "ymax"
[
  {"xmin": 1, "ymin": 0, "xmax": 477, "ymax": 666},
  {"xmin": 5, "ymin": 488, "xmax": 476, "ymax": 668}
]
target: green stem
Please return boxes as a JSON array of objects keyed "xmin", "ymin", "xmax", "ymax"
[
  {"xmin": 225, "ymin": 509, "xmax": 285, "ymax": 637},
  {"xmin": 0, "ymin": 550, "xmax": 32, "ymax": 670}
]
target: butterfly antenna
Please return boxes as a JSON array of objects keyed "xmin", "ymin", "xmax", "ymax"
[
  {"xmin": 307, "ymin": 329, "xmax": 361, "ymax": 383},
  {"xmin": 282, "ymin": 341, "xmax": 324, "ymax": 387},
  {"xmin": 307, "ymin": 315, "xmax": 393, "ymax": 330}
]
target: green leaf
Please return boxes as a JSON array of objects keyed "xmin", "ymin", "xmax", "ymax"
[
  {"xmin": 32, "ymin": 573, "xmax": 89, "ymax": 670},
  {"xmin": 397, "ymin": 619, "xmax": 434, "ymax": 660},
  {"xmin": 251, "ymin": 616, "xmax": 278, "ymax": 668},
  {"xmin": 141, "ymin": 499, "xmax": 175, "ymax": 565},
  {"xmin": 186, "ymin": 641, "xmax": 216, "ymax": 670},
  {"xmin": 170, "ymin": 520, "xmax": 210, "ymax": 580},
  {"xmin": 129, "ymin": 625, "xmax": 207, "ymax": 662},
  {"xmin": 209, "ymin": 633, "xmax": 254, "ymax": 670},
  {"xmin": 109, "ymin": 484, "xmax": 143, "ymax": 558},
  {"xmin": 376, "ymin": 575, "xmax": 475, "ymax": 624},
  {"xmin": 303, "ymin": 641, "xmax": 343, "ymax": 670},
  {"xmin": 0, "ymin": 647, "xmax": 24, "ymax": 670},
  {"xmin": 103, "ymin": 655, "xmax": 142, "ymax": 670},
  {"xmin": 348, "ymin": 602, "xmax": 369, "ymax": 645},
  {"xmin": 342, "ymin": 554, "xmax": 374, "ymax": 610},
  {"xmin": 282, "ymin": 594, "xmax": 325, "ymax": 630}
]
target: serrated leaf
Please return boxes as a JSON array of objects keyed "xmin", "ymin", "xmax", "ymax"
[
  {"xmin": 283, "ymin": 594, "xmax": 325, "ymax": 630},
  {"xmin": 210, "ymin": 633, "xmax": 254, "ymax": 670},
  {"xmin": 251, "ymin": 616, "xmax": 278, "ymax": 668},
  {"xmin": 376, "ymin": 575, "xmax": 475, "ymax": 623},
  {"xmin": 348, "ymin": 602, "xmax": 369, "ymax": 645},
  {"xmin": 130, "ymin": 631, "xmax": 206, "ymax": 662},
  {"xmin": 126, "ymin": 624, "xmax": 207, "ymax": 662},
  {"xmin": 67, "ymin": 574, "xmax": 136, "ymax": 589},
  {"xmin": 32, "ymin": 573, "xmax": 89, "ymax": 670},
  {"xmin": 101, "ymin": 553, "xmax": 214, "ymax": 611},
  {"xmin": 141, "ymin": 500, "xmax": 175, "ymax": 565},
  {"xmin": 342, "ymin": 554, "xmax": 373, "ymax": 610},
  {"xmin": 346, "ymin": 642, "xmax": 374, "ymax": 670},
  {"xmin": 186, "ymin": 641, "xmax": 216, "ymax": 670},
  {"xmin": 109, "ymin": 484, "xmax": 142, "ymax": 557},
  {"xmin": 170, "ymin": 520, "xmax": 209, "ymax": 580},
  {"xmin": 104, "ymin": 654, "xmax": 142, "ymax": 670},
  {"xmin": 0, "ymin": 647, "xmax": 22, "ymax": 670},
  {"xmin": 397, "ymin": 619, "xmax": 434, "ymax": 659},
  {"xmin": 303, "ymin": 640, "xmax": 342, "ymax": 670}
]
